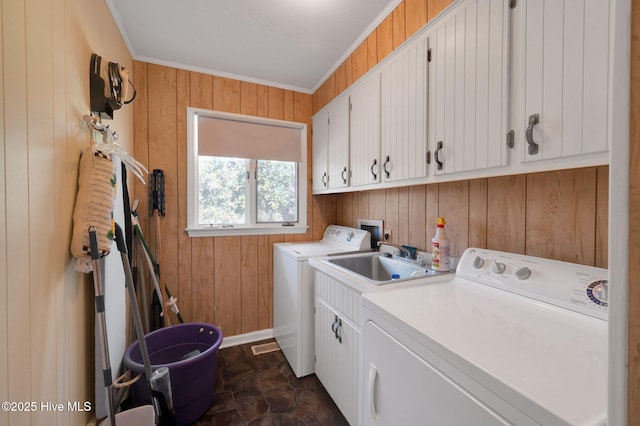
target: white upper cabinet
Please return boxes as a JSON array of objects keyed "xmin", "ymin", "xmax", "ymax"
[
  {"xmin": 312, "ymin": 95, "xmax": 350, "ymax": 193},
  {"xmin": 380, "ymin": 36, "xmax": 430, "ymax": 182},
  {"xmin": 429, "ymin": 0, "xmax": 511, "ymax": 176},
  {"xmin": 350, "ymin": 72, "xmax": 381, "ymax": 187},
  {"xmin": 327, "ymin": 96, "xmax": 351, "ymax": 189},
  {"xmin": 519, "ymin": 0, "xmax": 611, "ymax": 162},
  {"xmin": 311, "ymin": 0, "xmax": 613, "ymax": 194},
  {"xmin": 312, "ymin": 109, "xmax": 329, "ymax": 193}
]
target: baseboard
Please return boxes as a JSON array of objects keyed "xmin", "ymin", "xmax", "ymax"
[{"xmin": 219, "ymin": 328, "xmax": 274, "ymax": 349}]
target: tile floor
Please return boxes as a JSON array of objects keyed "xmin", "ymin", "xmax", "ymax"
[{"xmin": 194, "ymin": 339, "xmax": 349, "ymax": 425}]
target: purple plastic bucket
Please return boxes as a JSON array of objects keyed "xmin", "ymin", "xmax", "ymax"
[{"xmin": 124, "ymin": 322, "xmax": 223, "ymax": 426}]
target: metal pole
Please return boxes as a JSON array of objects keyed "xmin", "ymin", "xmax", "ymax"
[{"xmin": 89, "ymin": 227, "xmax": 116, "ymax": 426}]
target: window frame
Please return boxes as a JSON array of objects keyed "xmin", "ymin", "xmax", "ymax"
[{"xmin": 186, "ymin": 107, "xmax": 308, "ymax": 237}]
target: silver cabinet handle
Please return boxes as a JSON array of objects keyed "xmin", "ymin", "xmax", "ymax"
[
  {"xmin": 368, "ymin": 364, "xmax": 378, "ymax": 418},
  {"xmin": 331, "ymin": 315, "xmax": 338, "ymax": 334},
  {"xmin": 341, "ymin": 166, "xmax": 348, "ymax": 185},
  {"xmin": 321, "ymin": 172, "xmax": 328, "ymax": 187},
  {"xmin": 526, "ymin": 114, "xmax": 540, "ymax": 155},
  {"xmin": 370, "ymin": 159, "xmax": 378, "ymax": 180},
  {"xmin": 434, "ymin": 141, "xmax": 444, "ymax": 170},
  {"xmin": 334, "ymin": 317, "xmax": 342, "ymax": 343},
  {"xmin": 383, "ymin": 155, "xmax": 390, "ymax": 178}
]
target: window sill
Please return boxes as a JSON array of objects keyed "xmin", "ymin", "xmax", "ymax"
[{"xmin": 186, "ymin": 225, "xmax": 309, "ymax": 238}]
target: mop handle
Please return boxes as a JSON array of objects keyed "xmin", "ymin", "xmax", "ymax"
[
  {"xmin": 88, "ymin": 227, "xmax": 116, "ymax": 426},
  {"xmin": 114, "ymin": 224, "xmax": 154, "ymax": 381}
]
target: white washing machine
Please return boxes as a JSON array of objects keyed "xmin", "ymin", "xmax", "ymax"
[
  {"xmin": 361, "ymin": 247, "xmax": 608, "ymax": 425},
  {"xmin": 273, "ymin": 225, "xmax": 372, "ymax": 378},
  {"xmin": 273, "ymin": 225, "xmax": 371, "ymax": 377}
]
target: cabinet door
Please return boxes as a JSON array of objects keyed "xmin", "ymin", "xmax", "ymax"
[
  {"xmin": 312, "ymin": 109, "xmax": 329, "ymax": 192},
  {"xmin": 431, "ymin": 0, "xmax": 510, "ymax": 175},
  {"xmin": 521, "ymin": 0, "xmax": 610, "ymax": 162},
  {"xmin": 315, "ymin": 298, "xmax": 360, "ymax": 426},
  {"xmin": 315, "ymin": 272, "xmax": 361, "ymax": 425},
  {"xmin": 327, "ymin": 96, "xmax": 350, "ymax": 189},
  {"xmin": 350, "ymin": 72, "xmax": 381, "ymax": 187},
  {"xmin": 314, "ymin": 298, "xmax": 337, "ymax": 403},
  {"xmin": 363, "ymin": 321, "xmax": 509, "ymax": 426},
  {"xmin": 380, "ymin": 36, "xmax": 429, "ymax": 182}
]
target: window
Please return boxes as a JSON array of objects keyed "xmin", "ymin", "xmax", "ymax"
[{"xmin": 186, "ymin": 108, "xmax": 308, "ymax": 237}]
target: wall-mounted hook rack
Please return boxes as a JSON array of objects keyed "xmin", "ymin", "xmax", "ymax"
[
  {"xmin": 81, "ymin": 113, "xmax": 148, "ymax": 183},
  {"xmin": 83, "ymin": 114, "xmax": 119, "ymax": 141},
  {"xmin": 90, "ymin": 53, "xmax": 121, "ymax": 120}
]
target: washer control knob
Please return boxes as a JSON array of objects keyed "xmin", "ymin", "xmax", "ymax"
[
  {"xmin": 472, "ymin": 256, "xmax": 485, "ymax": 269},
  {"xmin": 587, "ymin": 280, "xmax": 608, "ymax": 306},
  {"xmin": 515, "ymin": 266, "xmax": 531, "ymax": 280},
  {"xmin": 491, "ymin": 261, "xmax": 506, "ymax": 274}
]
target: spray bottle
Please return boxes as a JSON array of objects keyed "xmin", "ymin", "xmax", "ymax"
[{"xmin": 431, "ymin": 217, "xmax": 450, "ymax": 272}]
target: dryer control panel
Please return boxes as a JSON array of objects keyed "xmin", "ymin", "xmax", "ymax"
[{"xmin": 456, "ymin": 248, "xmax": 608, "ymax": 320}]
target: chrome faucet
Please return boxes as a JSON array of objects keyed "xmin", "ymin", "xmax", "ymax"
[{"xmin": 377, "ymin": 241, "xmax": 413, "ymax": 259}]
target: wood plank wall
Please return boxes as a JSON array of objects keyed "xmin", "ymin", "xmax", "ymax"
[
  {"xmin": 1, "ymin": 0, "xmax": 133, "ymax": 424},
  {"xmin": 313, "ymin": 0, "xmax": 454, "ymax": 114},
  {"xmin": 132, "ymin": 63, "xmax": 336, "ymax": 336},
  {"xmin": 334, "ymin": 168, "xmax": 609, "ymax": 267}
]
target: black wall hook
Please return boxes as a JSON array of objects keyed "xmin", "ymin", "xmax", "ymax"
[
  {"xmin": 90, "ymin": 53, "xmax": 121, "ymax": 120},
  {"xmin": 149, "ymin": 169, "xmax": 166, "ymax": 217}
]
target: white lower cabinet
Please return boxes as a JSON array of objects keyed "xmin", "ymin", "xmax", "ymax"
[
  {"xmin": 314, "ymin": 271, "xmax": 361, "ymax": 425},
  {"xmin": 362, "ymin": 321, "xmax": 509, "ymax": 426}
]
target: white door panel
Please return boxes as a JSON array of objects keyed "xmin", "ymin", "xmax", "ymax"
[
  {"xmin": 522, "ymin": 0, "xmax": 610, "ymax": 162},
  {"xmin": 350, "ymin": 73, "xmax": 381, "ymax": 187},
  {"xmin": 362, "ymin": 321, "xmax": 509, "ymax": 426}
]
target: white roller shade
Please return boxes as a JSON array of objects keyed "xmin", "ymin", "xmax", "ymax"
[{"xmin": 197, "ymin": 114, "xmax": 302, "ymax": 162}]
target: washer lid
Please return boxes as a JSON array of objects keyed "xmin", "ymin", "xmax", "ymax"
[
  {"xmin": 362, "ymin": 279, "xmax": 607, "ymax": 426},
  {"xmin": 285, "ymin": 241, "xmax": 347, "ymax": 256}
]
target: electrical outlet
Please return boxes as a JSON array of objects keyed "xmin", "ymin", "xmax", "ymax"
[{"xmin": 384, "ymin": 229, "xmax": 391, "ymax": 241}]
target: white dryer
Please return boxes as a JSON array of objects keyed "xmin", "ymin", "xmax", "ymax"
[
  {"xmin": 274, "ymin": 225, "xmax": 371, "ymax": 378},
  {"xmin": 362, "ymin": 248, "xmax": 608, "ymax": 425}
]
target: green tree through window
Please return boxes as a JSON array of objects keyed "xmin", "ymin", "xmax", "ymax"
[
  {"xmin": 198, "ymin": 157, "xmax": 247, "ymax": 224},
  {"xmin": 257, "ymin": 160, "xmax": 298, "ymax": 223},
  {"xmin": 198, "ymin": 157, "xmax": 298, "ymax": 225}
]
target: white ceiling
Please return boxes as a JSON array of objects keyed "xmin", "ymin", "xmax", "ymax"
[{"xmin": 106, "ymin": 0, "xmax": 401, "ymax": 94}]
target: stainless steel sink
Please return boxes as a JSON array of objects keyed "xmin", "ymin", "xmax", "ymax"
[{"xmin": 327, "ymin": 254, "xmax": 443, "ymax": 285}]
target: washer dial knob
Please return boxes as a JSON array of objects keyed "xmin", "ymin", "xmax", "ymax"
[
  {"xmin": 472, "ymin": 256, "xmax": 485, "ymax": 269},
  {"xmin": 586, "ymin": 280, "xmax": 608, "ymax": 307},
  {"xmin": 515, "ymin": 267, "xmax": 531, "ymax": 280},
  {"xmin": 491, "ymin": 261, "xmax": 506, "ymax": 274}
]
